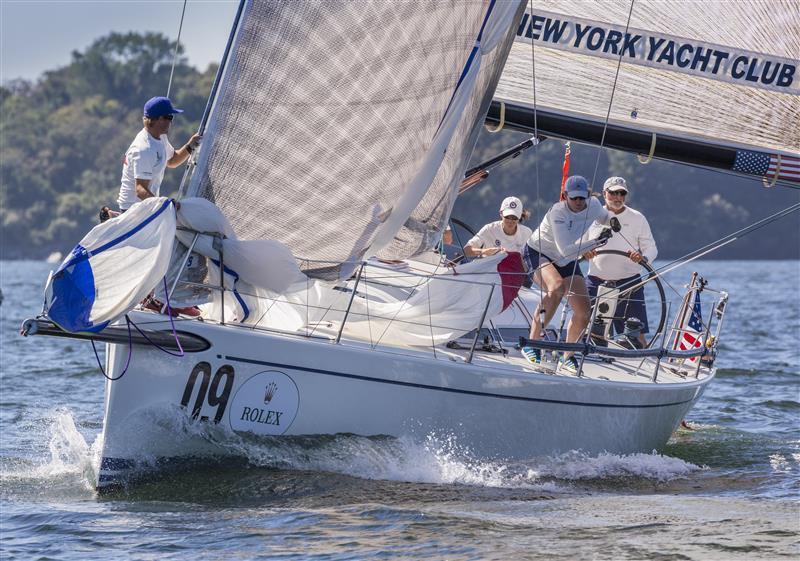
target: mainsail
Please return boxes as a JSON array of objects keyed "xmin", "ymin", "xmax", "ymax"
[
  {"xmin": 492, "ymin": 0, "xmax": 800, "ymax": 184},
  {"xmin": 188, "ymin": 0, "xmax": 526, "ymax": 278}
]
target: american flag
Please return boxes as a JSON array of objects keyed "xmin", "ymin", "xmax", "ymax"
[
  {"xmin": 677, "ymin": 292, "xmax": 704, "ymax": 362},
  {"xmin": 732, "ymin": 150, "xmax": 800, "ymax": 184}
]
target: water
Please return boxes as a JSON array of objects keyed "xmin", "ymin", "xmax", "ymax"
[{"xmin": 1, "ymin": 260, "xmax": 798, "ymax": 560}]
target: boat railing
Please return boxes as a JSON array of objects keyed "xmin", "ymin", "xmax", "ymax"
[
  {"xmin": 163, "ymin": 240, "xmax": 516, "ymax": 362},
  {"xmin": 162, "ymin": 238, "xmax": 727, "ymax": 377},
  {"xmin": 520, "ymin": 272, "xmax": 728, "ymax": 379}
]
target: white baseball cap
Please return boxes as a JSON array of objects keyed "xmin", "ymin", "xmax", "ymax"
[
  {"xmin": 500, "ymin": 196, "xmax": 523, "ymax": 218},
  {"xmin": 603, "ymin": 176, "xmax": 629, "ymax": 193}
]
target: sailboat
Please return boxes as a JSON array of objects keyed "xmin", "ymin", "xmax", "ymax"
[{"xmin": 21, "ymin": 0, "xmax": 798, "ymax": 492}]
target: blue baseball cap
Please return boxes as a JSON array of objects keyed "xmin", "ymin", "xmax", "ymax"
[
  {"xmin": 564, "ymin": 175, "xmax": 590, "ymax": 197},
  {"xmin": 143, "ymin": 96, "xmax": 184, "ymax": 118}
]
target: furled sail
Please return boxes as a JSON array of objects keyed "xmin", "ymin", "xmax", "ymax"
[
  {"xmin": 492, "ymin": 0, "xmax": 800, "ymax": 184},
  {"xmin": 188, "ymin": 0, "xmax": 526, "ymax": 278}
]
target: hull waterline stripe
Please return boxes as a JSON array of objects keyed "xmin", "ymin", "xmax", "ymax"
[{"xmin": 224, "ymin": 355, "xmax": 701, "ymax": 409}]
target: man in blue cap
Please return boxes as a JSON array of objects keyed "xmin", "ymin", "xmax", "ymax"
[
  {"xmin": 117, "ymin": 96, "xmax": 201, "ymax": 211},
  {"xmin": 520, "ymin": 175, "xmax": 619, "ymax": 374}
]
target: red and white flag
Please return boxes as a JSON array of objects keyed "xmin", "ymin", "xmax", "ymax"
[{"xmin": 675, "ymin": 291, "xmax": 704, "ymax": 362}]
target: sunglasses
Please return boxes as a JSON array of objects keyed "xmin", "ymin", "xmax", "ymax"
[
  {"xmin": 568, "ymin": 196, "xmax": 586, "ymax": 201},
  {"xmin": 159, "ymin": 114, "xmax": 175, "ymax": 121},
  {"xmin": 606, "ymin": 190, "xmax": 626, "ymax": 196},
  {"xmin": 502, "ymin": 215, "xmax": 519, "ymax": 221}
]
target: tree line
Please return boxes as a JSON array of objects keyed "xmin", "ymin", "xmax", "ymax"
[
  {"xmin": 1, "ymin": 32, "xmax": 214, "ymax": 258},
  {"xmin": 1, "ymin": 32, "xmax": 798, "ymax": 260}
]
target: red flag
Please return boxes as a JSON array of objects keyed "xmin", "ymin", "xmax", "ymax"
[{"xmin": 559, "ymin": 142, "xmax": 571, "ymax": 201}]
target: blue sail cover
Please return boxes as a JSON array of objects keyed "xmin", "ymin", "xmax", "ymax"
[{"xmin": 45, "ymin": 198, "xmax": 177, "ymax": 333}]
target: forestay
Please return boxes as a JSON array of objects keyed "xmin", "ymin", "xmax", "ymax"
[
  {"xmin": 187, "ymin": 0, "xmax": 526, "ymax": 279},
  {"xmin": 496, "ymin": 0, "xmax": 800, "ymax": 156}
]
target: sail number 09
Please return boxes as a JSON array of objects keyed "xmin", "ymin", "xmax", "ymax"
[{"xmin": 180, "ymin": 362, "xmax": 235, "ymax": 423}]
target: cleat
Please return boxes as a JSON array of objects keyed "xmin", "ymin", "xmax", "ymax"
[{"xmin": 521, "ymin": 346, "xmax": 542, "ymax": 364}]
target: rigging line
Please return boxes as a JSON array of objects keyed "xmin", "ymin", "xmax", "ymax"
[
  {"xmin": 373, "ymin": 262, "xmax": 436, "ymax": 349},
  {"xmin": 654, "ymin": 202, "xmax": 800, "ymax": 275},
  {"xmin": 589, "ymin": 0, "xmax": 636, "ymax": 192},
  {"xmin": 572, "ymin": 0, "xmax": 636, "ymax": 261},
  {"xmin": 363, "ymin": 268, "xmax": 374, "ymax": 347},
  {"xmin": 526, "ymin": 0, "xmax": 546, "ymax": 336},
  {"xmin": 612, "ymin": 225, "xmax": 683, "ymax": 296},
  {"xmin": 616, "ymin": 202, "xmax": 800, "ymax": 297},
  {"xmin": 555, "ymin": 0, "xmax": 637, "ymax": 336},
  {"xmin": 166, "ymin": 0, "xmax": 188, "ymax": 98},
  {"xmin": 611, "ymin": 227, "xmax": 682, "ymax": 296}
]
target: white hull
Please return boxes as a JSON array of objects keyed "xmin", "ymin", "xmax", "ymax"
[{"xmin": 97, "ymin": 310, "xmax": 713, "ymax": 490}]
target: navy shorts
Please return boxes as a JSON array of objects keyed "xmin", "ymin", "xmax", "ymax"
[
  {"xmin": 586, "ymin": 274, "xmax": 649, "ymax": 334},
  {"xmin": 523, "ymin": 245, "xmax": 583, "ymax": 278}
]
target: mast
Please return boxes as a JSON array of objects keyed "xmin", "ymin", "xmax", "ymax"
[
  {"xmin": 180, "ymin": 0, "xmax": 246, "ymax": 199},
  {"xmin": 198, "ymin": 0, "xmax": 246, "ymax": 137}
]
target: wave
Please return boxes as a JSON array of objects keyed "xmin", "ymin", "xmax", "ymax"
[
  {"xmin": 0, "ymin": 408, "xmax": 704, "ymax": 499},
  {"xmin": 759, "ymin": 400, "xmax": 800, "ymax": 411},
  {"xmin": 0, "ymin": 409, "xmax": 99, "ymax": 498}
]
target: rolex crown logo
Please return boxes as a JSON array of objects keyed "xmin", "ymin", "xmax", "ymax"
[{"xmin": 264, "ymin": 382, "xmax": 278, "ymax": 404}]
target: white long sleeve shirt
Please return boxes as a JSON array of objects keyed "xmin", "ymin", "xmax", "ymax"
[
  {"xmin": 527, "ymin": 198, "xmax": 613, "ymax": 265},
  {"xmin": 585, "ymin": 206, "xmax": 658, "ymax": 279}
]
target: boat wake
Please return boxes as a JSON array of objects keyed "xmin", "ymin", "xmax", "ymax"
[{"xmin": 2, "ymin": 408, "xmax": 705, "ymax": 497}]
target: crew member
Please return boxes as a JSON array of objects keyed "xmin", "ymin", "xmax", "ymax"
[
  {"xmin": 117, "ymin": 96, "xmax": 201, "ymax": 211},
  {"xmin": 464, "ymin": 196, "xmax": 532, "ymax": 258},
  {"xmin": 521, "ymin": 176, "xmax": 618, "ymax": 374},
  {"xmin": 583, "ymin": 176, "xmax": 658, "ymax": 348}
]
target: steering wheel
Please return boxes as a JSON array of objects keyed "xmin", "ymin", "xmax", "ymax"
[
  {"xmin": 450, "ymin": 217, "xmax": 477, "ymax": 237},
  {"xmin": 591, "ymin": 249, "xmax": 666, "ymax": 348}
]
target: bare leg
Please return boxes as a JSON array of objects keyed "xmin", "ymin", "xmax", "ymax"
[
  {"xmin": 529, "ymin": 263, "xmax": 565, "ymax": 341},
  {"xmin": 563, "ymin": 275, "xmax": 590, "ymax": 357}
]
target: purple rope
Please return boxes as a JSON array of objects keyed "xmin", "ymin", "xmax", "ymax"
[
  {"xmin": 125, "ymin": 277, "xmax": 186, "ymax": 357},
  {"xmin": 91, "ymin": 316, "xmax": 134, "ymax": 381},
  {"xmin": 161, "ymin": 276, "xmax": 185, "ymax": 356},
  {"xmin": 90, "ymin": 276, "xmax": 187, "ymax": 380}
]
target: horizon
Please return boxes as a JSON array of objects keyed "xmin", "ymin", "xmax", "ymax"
[{"xmin": 0, "ymin": 0, "xmax": 238, "ymax": 85}]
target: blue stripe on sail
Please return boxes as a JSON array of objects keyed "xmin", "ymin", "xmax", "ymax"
[
  {"xmin": 210, "ymin": 258, "xmax": 251, "ymax": 322},
  {"xmin": 47, "ymin": 244, "xmax": 111, "ymax": 333},
  {"xmin": 439, "ymin": 0, "xmax": 496, "ymax": 129},
  {"xmin": 48, "ymin": 198, "xmax": 174, "ymax": 333},
  {"xmin": 57, "ymin": 198, "xmax": 175, "ymax": 273}
]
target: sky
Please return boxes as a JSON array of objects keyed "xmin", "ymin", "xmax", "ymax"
[{"xmin": 0, "ymin": 0, "xmax": 239, "ymax": 84}]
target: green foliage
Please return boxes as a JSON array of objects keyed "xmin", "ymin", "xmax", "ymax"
[
  {"xmin": 1, "ymin": 32, "xmax": 217, "ymax": 259},
  {"xmin": 0, "ymin": 31, "xmax": 797, "ymax": 260}
]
